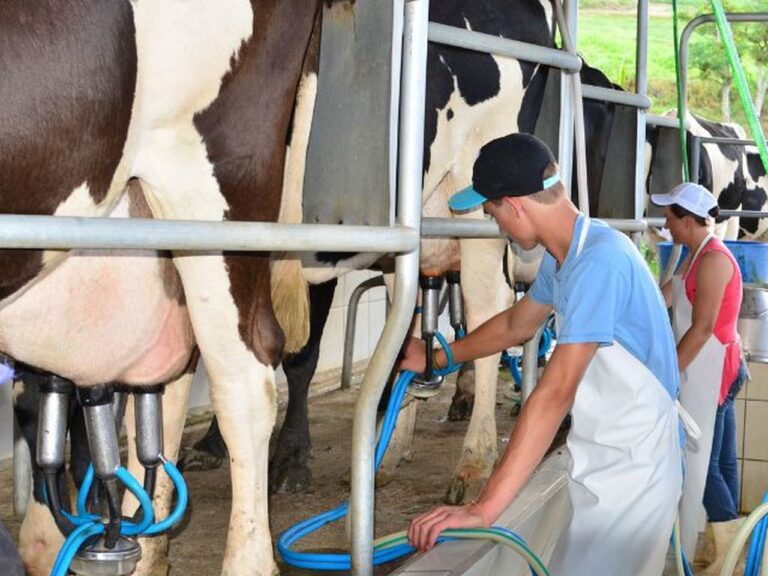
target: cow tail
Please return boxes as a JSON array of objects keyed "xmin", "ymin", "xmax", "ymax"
[{"xmin": 271, "ymin": 59, "xmax": 319, "ymax": 353}]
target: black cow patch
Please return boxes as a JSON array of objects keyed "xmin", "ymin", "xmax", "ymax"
[
  {"xmin": 747, "ymin": 152, "xmax": 767, "ymax": 183},
  {"xmin": 423, "ymin": 0, "xmax": 552, "ymax": 175}
]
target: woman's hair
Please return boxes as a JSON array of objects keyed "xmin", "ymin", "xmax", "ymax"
[
  {"xmin": 528, "ymin": 162, "xmax": 565, "ymax": 205},
  {"xmin": 670, "ymin": 203, "xmax": 720, "ymax": 226}
]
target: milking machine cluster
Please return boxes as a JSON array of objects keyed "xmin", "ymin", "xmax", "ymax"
[
  {"xmin": 279, "ymin": 273, "xmax": 549, "ymax": 574},
  {"xmin": 408, "ymin": 271, "xmax": 465, "ymax": 398},
  {"xmin": 37, "ymin": 379, "xmax": 187, "ymax": 576}
]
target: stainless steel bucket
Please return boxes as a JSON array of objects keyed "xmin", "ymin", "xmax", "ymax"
[{"xmin": 739, "ymin": 284, "xmax": 768, "ymax": 363}]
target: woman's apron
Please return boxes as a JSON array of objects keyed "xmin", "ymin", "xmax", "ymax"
[
  {"xmin": 549, "ymin": 218, "xmax": 682, "ymax": 576},
  {"xmin": 672, "ymin": 233, "xmax": 726, "ymax": 559}
]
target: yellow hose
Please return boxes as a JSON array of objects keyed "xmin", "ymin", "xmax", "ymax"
[{"xmin": 720, "ymin": 502, "xmax": 768, "ymax": 576}]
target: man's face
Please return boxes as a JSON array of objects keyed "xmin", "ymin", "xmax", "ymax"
[{"xmin": 483, "ymin": 198, "xmax": 538, "ymax": 250}]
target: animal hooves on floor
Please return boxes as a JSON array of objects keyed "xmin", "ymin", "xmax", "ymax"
[
  {"xmin": 445, "ymin": 471, "xmax": 486, "ymax": 505},
  {"xmin": 270, "ymin": 466, "xmax": 313, "ymax": 494},
  {"xmin": 447, "ymin": 396, "xmax": 473, "ymax": 421},
  {"xmin": 445, "ymin": 478, "xmax": 466, "ymax": 505},
  {"xmin": 177, "ymin": 448, "xmax": 225, "ymax": 473},
  {"xmin": 375, "ymin": 467, "xmax": 397, "ymax": 488}
]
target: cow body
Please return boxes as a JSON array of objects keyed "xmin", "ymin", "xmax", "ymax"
[
  {"xmin": 267, "ymin": 1, "xmax": 618, "ymax": 500},
  {"xmin": 647, "ymin": 111, "xmax": 768, "ymax": 240},
  {"xmin": 266, "ymin": 0, "xmax": 556, "ymax": 501},
  {"xmin": 2, "ymin": 2, "xmax": 319, "ymax": 575}
]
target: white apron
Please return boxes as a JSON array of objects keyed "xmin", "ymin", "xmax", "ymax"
[
  {"xmin": 672, "ymin": 233, "xmax": 726, "ymax": 559},
  {"xmin": 549, "ymin": 219, "xmax": 682, "ymax": 576}
]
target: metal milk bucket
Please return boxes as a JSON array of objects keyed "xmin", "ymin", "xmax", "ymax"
[{"xmin": 739, "ymin": 284, "xmax": 768, "ymax": 363}]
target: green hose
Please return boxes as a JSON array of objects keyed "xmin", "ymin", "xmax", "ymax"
[
  {"xmin": 374, "ymin": 528, "xmax": 551, "ymax": 576},
  {"xmin": 671, "ymin": 0, "xmax": 690, "ymax": 181},
  {"xmin": 706, "ymin": 0, "xmax": 768, "ymax": 176}
]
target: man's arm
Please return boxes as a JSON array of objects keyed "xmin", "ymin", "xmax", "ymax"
[
  {"xmin": 399, "ymin": 294, "xmax": 552, "ymax": 374},
  {"xmin": 676, "ymin": 251, "xmax": 732, "ymax": 372},
  {"xmin": 408, "ymin": 341, "xmax": 598, "ymax": 551}
]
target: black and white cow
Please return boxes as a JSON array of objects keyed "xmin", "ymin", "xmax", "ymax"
[
  {"xmin": 647, "ymin": 110, "xmax": 768, "ymax": 240},
  {"xmin": 188, "ymin": 0, "xmax": 625, "ymax": 505},
  {"xmin": 2, "ymin": 2, "xmax": 323, "ymax": 575}
]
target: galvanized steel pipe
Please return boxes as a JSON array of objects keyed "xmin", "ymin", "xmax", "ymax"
[
  {"xmin": 0, "ymin": 215, "xmax": 418, "ymax": 253},
  {"xmin": 350, "ymin": 0, "xmax": 426, "ymax": 573}
]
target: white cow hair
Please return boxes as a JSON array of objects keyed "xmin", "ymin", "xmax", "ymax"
[{"xmin": 12, "ymin": 3, "xmax": 283, "ymax": 576}]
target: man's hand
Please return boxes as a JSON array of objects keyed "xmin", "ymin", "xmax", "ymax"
[
  {"xmin": 407, "ymin": 502, "xmax": 490, "ymax": 552},
  {"xmin": 398, "ymin": 337, "xmax": 428, "ymax": 374}
]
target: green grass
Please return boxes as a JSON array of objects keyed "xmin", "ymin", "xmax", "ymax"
[{"xmin": 576, "ymin": 5, "xmax": 768, "ymax": 131}]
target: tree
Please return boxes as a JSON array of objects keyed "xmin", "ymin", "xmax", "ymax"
[
  {"xmin": 686, "ymin": 0, "xmax": 764, "ymax": 123},
  {"xmin": 743, "ymin": 22, "xmax": 768, "ymax": 118}
]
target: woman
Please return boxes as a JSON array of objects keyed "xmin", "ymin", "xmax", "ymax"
[{"xmin": 653, "ymin": 182, "xmax": 747, "ymax": 574}]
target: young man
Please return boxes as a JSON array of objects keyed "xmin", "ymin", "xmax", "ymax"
[{"xmin": 401, "ymin": 133, "xmax": 683, "ymax": 576}]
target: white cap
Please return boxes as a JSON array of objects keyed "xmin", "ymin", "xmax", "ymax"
[{"xmin": 651, "ymin": 182, "xmax": 718, "ymax": 218}]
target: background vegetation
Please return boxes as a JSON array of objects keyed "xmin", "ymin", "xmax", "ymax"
[{"xmin": 577, "ymin": 0, "xmax": 768, "ymax": 132}]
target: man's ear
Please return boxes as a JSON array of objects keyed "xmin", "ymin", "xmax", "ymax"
[{"xmin": 503, "ymin": 196, "xmax": 522, "ymax": 216}]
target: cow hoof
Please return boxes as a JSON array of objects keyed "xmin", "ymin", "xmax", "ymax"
[
  {"xmin": 444, "ymin": 472, "xmax": 485, "ymax": 505},
  {"xmin": 177, "ymin": 447, "xmax": 225, "ymax": 473},
  {"xmin": 375, "ymin": 465, "xmax": 398, "ymax": 488},
  {"xmin": 447, "ymin": 392, "xmax": 474, "ymax": 421},
  {"xmin": 270, "ymin": 465, "xmax": 313, "ymax": 494}
]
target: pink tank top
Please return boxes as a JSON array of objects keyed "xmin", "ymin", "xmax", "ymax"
[{"xmin": 685, "ymin": 237, "xmax": 743, "ymax": 404}]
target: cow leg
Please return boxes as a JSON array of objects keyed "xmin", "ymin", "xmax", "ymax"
[
  {"xmin": 448, "ymin": 361, "xmax": 475, "ymax": 421},
  {"xmin": 376, "ymin": 399, "xmax": 418, "ymax": 486},
  {"xmin": 123, "ymin": 366, "xmax": 195, "ymax": 576},
  {"xmin": 270, "ymin": 278, "xmax": 337, "ymax": 493},
  {"xmin": 372, "ymin": 273, "xmax": 420, "ymax": 485},
  {"xmin": 446, "ymin": 235, "xmax": 511, "ymax": 505},
  {"xmin": 169, "ymin": 252, "xmax": 280, "ymax": 576},
  {"xmin": 178, "ymin": 415, "xmax": 228, "ymax": 473}
]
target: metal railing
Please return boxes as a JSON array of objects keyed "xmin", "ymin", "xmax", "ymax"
[{"xmin": 0, "ymin": 0, "xmax": 662, "ymax": 573}]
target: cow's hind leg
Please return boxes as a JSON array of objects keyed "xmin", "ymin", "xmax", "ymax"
[
  {"xmin": 446, "ymin": 236, "xmax": 511, "ymax": 505},
  {"xmin": 448, "ymin": 361, "xmax": 475, "ymax": 421},
  {"xmin": 178, "ymin": 415, "xmax": 228, "ymax": 473},
  {"xmin": 175, "ymin": 252, "xmax": 281, "ymax": 576},
  {"xmin": 270, "ymin": 278, "xmax": 337, "ymax": 493},
  {"xmin": 137, "ymin": 170, "xmax": 282, "ymax": 576}
]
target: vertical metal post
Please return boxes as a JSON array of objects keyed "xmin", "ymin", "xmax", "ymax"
[
  {"xmin": 341, "ymin": 276, "xmax": 387, "ymax": 389},
  {"xmin": 350, "ymin": 0, "xmax": 427, "ymax": 573},
  {"xmin": 634, "ymin": 0, "xmax": 650, "ymax": 248},
  {"xmin": 556, "ymin": 0, "xmax": 578, "ymax": 189},
  {"xmin": 521, "ymin": 324, "xmax": 545, "ymax": 404},
  {"xmin": 553, "ymin": 0, "xmax": 588, "ymax": 216},
  {"xmin": 690, "ymin": 135, "xmax": 701, "ymax": 184}
]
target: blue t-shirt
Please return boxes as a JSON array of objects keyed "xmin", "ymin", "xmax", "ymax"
[{"xmin": 529, "ymin": 214, "xmax": 680, "ymax": 400}]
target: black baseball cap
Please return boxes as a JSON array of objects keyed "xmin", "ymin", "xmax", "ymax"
[{"xmin": 449, "ymin": 133, "xmax": 561, "ymax": 212}]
